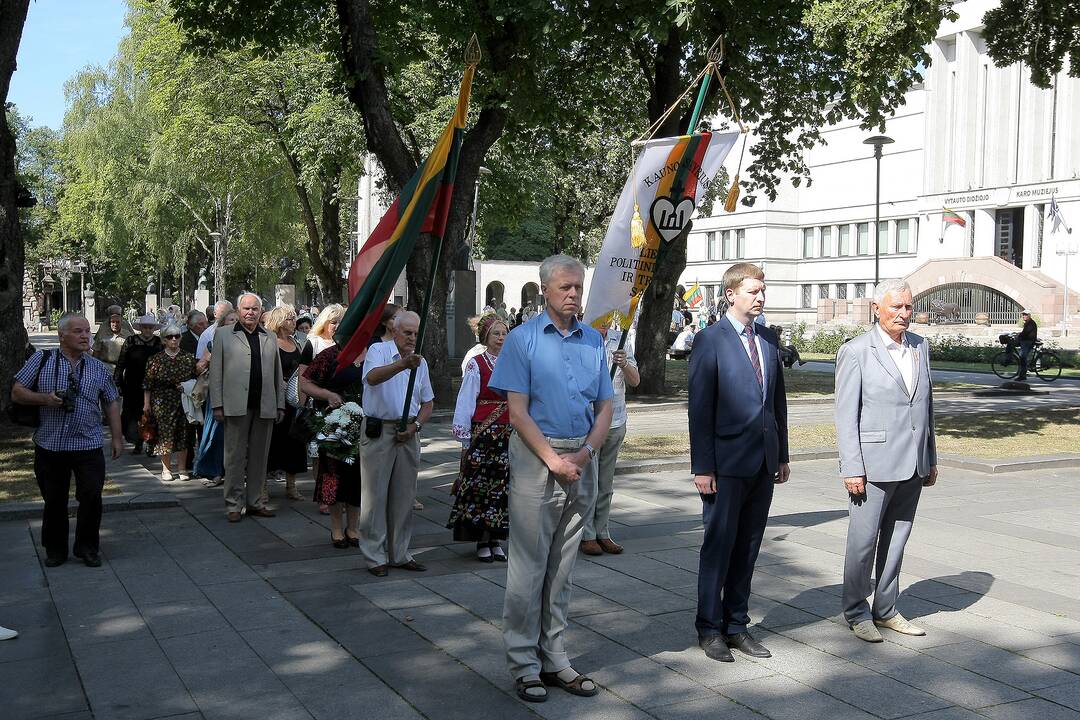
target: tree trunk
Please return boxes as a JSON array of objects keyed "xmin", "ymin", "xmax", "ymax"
[
  {"xmin": 0, "ymin": 0, "xmax": 31, "ymax": 413},
  {"xmin": 631, "ymin": 27, "xmax": 694, "ymax": 396},
  {"xmin": 317, "ymin": 172, "xmax": 345, "ymax": 302}
]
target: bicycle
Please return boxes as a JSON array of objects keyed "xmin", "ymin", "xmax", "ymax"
[{"xmin": 991, "ymin": 334, "xmax": 1062, "ymax": 382}]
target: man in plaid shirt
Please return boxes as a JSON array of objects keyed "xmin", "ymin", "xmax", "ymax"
[{"xmin": 12, "ymin": 313, "xmax": 124, "ymax": 568}]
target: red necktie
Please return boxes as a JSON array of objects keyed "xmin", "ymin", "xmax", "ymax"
[{"xmin": 743, "ymin": 324, "xmax": 763, "ymax": 389}]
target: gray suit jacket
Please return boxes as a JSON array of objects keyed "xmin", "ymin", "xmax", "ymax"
[
  {"xmin": 208, "ymin": 324, "xmax": 284, "ymax": 419},
  {"xmin": 834, "ymin": 327, "xmax": 937, "ymax": 482}
]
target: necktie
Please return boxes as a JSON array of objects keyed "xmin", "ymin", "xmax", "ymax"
[{"xmin": 744, "ymin": 324, "xmax": 763, "ymax": 389}]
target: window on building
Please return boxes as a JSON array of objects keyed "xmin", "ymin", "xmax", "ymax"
[
  {"xmin": 819, "ymin": 284, "xmax": 830, "ymax": 300},
  {"xmin": 706, "ymin": 231, "xmax": 718, "ymax": 260},
  {"xmin": 801, "ymin": 284, "xmax": 812, "ymax": 307},
  {"xmin": 819, "ymin": 226, "xmax": 832, "ymax": 257},
  {"xmin": 854, "ymin": 283, "xmax": 866, "ymax": 299},
  {"xmin": 878, "ymin": 222, "xmax": 889, "ymax": 254},
  {"xmin": 838, "ymin": 225, "xmax": 850, "ymax": 256},
  {"xmin": 736, "ymin": 229, "xmax": 746, "ymax": 259},
  {"xmin": 1035, "ymin": 205, "xmax": 1044, "ymax": 267},
  {"xmin": 837, "ymin": 283, "xmax": 848, "ymax": 300},
  {"xmin": 722, "ymin": 230, "xmax": 734, "ymax": 259},
  {"xmin": 896, "ymin": 219, "xmax": 911, "ymax": 253},
  {"xmin": 857, "ymin": 223, "xmax": 869, "ymax": 255},
  {"xmin": 802, "ymin": 228, "xmax": 814, "ymax": 258}
]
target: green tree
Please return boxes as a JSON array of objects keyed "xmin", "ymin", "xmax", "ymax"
[
  {"xmin": 0, "ymin": 0, "xmax": 31, "ymax": 413},
  {"xmin": 983, "ymin": 0, "xmax": 1080, "ymax": 89}
]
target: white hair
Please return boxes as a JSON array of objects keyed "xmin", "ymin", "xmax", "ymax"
[
  {"xmin": 393, "ymin": 310, "xmax": 421, "ymax": 329},
  {"xmin": 235, "ymin": 292, "xmax": 262, "ymax": 308},
  {"xmin": 162, "ymin": 323, "xmax": 183, "ymax": 338},
  {"xmin": 57, "ymin": 312, "xmax": 88, "ymax": 333},
  {"xmin": 539, "ymin": 254, "xmax": 585, "ymax": 286},
  {"xmin": 213, "ymin": 300, "xmax": 233, "ymax": 315},
  {"xmin": 872, "ymin": 279, "xmax": 911, "ymax": 304}
]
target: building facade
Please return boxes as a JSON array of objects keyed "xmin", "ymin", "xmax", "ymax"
[{"xmin": 680, "ymin": 0, "xmax": 1080, "ymax": 333}]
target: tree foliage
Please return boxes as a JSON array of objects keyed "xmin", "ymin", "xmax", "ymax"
[{"xmin": 983, "ymin": 0, "xmax": 1080, "ymax": 89}]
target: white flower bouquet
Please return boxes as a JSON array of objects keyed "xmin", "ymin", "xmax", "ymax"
[{"xmin": 312, "ymin": 401, "xmax": 365, "ymax": 464}]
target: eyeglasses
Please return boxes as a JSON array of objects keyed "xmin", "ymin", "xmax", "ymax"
[{"xmin": 163, "ymin": 334, "xmax": 181, "ymax": 339}]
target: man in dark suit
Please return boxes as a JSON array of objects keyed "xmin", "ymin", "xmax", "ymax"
[
  {"xmin": 180, "ymin": 310, "xmax": 208, "ymax": 356},
  {"xmin": 688, "ymin": 262, "xmax": 789, "ymax": 662}
]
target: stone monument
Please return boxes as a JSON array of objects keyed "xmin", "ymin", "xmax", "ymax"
[
  {"xmin": 275, "ymin": 256, "xmax": 299, "ymax": 307},
  {"xmin": 83, "ymin": 283, "xmax": 97, "ymax": 327},
  {"xmin": 145, "ymin": 275, "xmax": 158, "ymax": 315},
  {"xmin": 193, "ymin": 266, "xmax": 210, "ymax": 313}
]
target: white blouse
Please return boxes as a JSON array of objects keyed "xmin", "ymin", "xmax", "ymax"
[{"xmin": 451, "ymin": 352, "xmax": 496, "ymax": 446}]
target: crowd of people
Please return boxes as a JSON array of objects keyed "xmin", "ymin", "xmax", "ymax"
[{"xmin": 10, "ymin": 258, "xmax": 939, "ymax": 703}]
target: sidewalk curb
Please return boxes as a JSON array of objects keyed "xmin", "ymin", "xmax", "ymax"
[{"xmin": 0, "ymin": 492, "xmax": 179, "ymax": 520}]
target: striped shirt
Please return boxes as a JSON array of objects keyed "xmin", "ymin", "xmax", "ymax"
[{"xmin": 15, "ymin": 350, "xmax": 120, "ymax": 452}]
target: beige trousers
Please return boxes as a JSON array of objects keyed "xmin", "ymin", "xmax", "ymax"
[
  {"xmin": 223, "ymin": 413, "xmax": 274, "ymax": 513},
  {"xmin": 503, "ymin": 433, "xmax": 597, "ymax": 680},
  {"xmin": 357, "ymin": 417, "xmax": 420, "ymax": 568}
]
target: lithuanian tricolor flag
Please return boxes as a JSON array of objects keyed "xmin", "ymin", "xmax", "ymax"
[
  {"xmin": 683, "ymin": 283, "xmax": 704, "ymax": 308},
  {"xmin": 942, "ymin": 208, "xmax": 967, "ymax": 227},
  {"xmin": 333, "ymin": 60, "xmax": 476, "ymax": 371}
]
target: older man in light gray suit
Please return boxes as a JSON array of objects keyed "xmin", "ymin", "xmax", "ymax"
[
  {"xmin": 835, "ymin": 278, "xmax": 937, "ymax": 643},
  {"xmin": 209, "ymin": 292, "xmax": 285, "ymax": 522}
]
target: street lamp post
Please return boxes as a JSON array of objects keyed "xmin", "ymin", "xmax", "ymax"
[{"xmin": 863, "ymin": 135, "xmax": 894, "ymax": 287}]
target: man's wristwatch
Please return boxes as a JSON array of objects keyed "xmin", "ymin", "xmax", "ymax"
[
  {"xmin": 413, "ymin": 420, "xmax": 423, "ymax": 433},
  {"xmin": 582, "ymin": 442, "xmax": 596, "ymax": 460}
]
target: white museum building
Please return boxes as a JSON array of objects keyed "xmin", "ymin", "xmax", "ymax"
[{"xmin": 681, "ymin": 0, "xmax": 1080, "ymax": 334}]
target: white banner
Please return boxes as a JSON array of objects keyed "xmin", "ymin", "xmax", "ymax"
[{"xmin": 583, "ymin": 131, "xmax": 738, "ymax": 329}]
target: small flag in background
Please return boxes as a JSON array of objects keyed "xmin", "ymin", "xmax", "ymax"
[
  {"xmin": 1048, "ymin": 195, "xmax": 1072, "ymax": 235},
  {"xmin": 942, "ymin": 208, "xmax": 967, "ymax": 228},
  {"xmin": 683, "ymin": 283, "xmax": 704, "ymax": 308}
]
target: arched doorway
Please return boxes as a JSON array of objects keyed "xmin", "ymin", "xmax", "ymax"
[
  {"xmin": 913, "ymin": 283, "xmax": 1022, "ymax": 324},
  {"xmin": 485, "ymin": 281, "xmax": 505, "ymax": 308},
  {"xmin": 521, "ymin": 282, "xmax": 539, "ymax": 309}
]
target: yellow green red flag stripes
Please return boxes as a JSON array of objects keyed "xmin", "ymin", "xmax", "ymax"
[
  {"xmin": 334, "ymin": 64, "xmax": 475, "ymax": 371},
  {"xmin": 942, "ymin": 208, "xmax": 966, "ymax": 227}
]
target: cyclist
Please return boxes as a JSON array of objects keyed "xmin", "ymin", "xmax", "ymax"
[{"xmin": 1016, "ymin": 310, "xmax": 1038, "ymax": 380}]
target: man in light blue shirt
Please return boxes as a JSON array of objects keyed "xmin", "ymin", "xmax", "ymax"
[{"xmin": 489, "ymin": 255, "xmax": 613, "ymax": 703}]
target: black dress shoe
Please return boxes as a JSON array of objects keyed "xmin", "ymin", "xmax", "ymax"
[
  {"xmin": 80, "ymin": 550, "xmax": 102, "ymax": 568},
  {"xmin": 699, "ymin": 636, "xmax": 734, "ymax": 662},
  {"xmin": 368, "ymin": 565, "xmax": 389, "ymax": 577},
  {"xmin": 44, "ymin": 555, "xmax": 67, "ymax": 568},
  {"xmin": 725, "ymin": 632, "xmax": 771, "ymax": 658}
]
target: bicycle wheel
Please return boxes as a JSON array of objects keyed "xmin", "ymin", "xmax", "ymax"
[
  {"xmin": 1034, "ymin": 351, "xmax": 1062, "ymax": 382},
  {"xmin": 991, "ymin": 351, "xmax": 1018, "ymax": 379}
]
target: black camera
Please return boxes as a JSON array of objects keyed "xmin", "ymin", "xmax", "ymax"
[{"xmin": 55, "ymin": 388, "xmax": 78, "ymax": 413}]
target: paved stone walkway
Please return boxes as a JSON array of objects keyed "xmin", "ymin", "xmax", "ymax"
[{"xmin": 3, "ymin": 422, "xmax": 1080, "ymax": 720}]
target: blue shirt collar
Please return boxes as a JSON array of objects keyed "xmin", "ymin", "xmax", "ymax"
[
  {"xmin": 541, "ymin": 310, "xmax": 584, "ymax": 337},
  {"xmin": 725, "ymin": 312, "xmax": 753, "ymax": 336}
]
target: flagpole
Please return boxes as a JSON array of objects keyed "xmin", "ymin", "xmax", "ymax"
[
  {"xmin": 397, "ymin": 37, "xmax": 480, "ymax": 432},
  {"xmin": 609, "ymin": 49, "xmax": 718, "ymax": 380}
]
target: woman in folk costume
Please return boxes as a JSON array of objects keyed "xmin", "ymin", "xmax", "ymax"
[{"xmin": 448, "ymin": 313, "xmax": 512, "ymax": 562}]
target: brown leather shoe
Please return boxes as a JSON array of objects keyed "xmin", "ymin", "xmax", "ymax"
[
  {"xmin": 597, "ymin": 538, "xmax": 623, "ymax": 554},
  {"xmin": 395, "ymin": 560, "xmax": 426, "ymax": 572},
  {"xmin": 580, "ymin": 540, "xmax": 603, "ymax": 556},
  {"xmin": 226, "ymin": 512, "xmax": 242, "ymax": 523},
  {"xmin": 368, "ymin": 565, "xmax": 389, "ymax": 577},
  {"xmin": 246, "ymin": 506, "xmax": 276, "ymax": 518}
]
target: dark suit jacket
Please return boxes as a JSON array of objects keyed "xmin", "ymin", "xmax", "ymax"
[
  {"xmin": 179, "ymin": 329, "xmax": 200, "ymax": 357},
  {"xmin": 688, "ymin": 317, "xmax": 789, "ymax": 478}
]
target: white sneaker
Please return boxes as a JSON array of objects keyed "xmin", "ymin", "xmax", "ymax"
[
  {"xmin": 177, "ymin": 470, "xmax": 191, "ymax": 481},
  {"xmin": 874, "ymin": 613, "xmax": 926, "ymax": 636},
  {"xmin": 0, "ymin": 626, "xmax": 18, "ymax": 640},
  {"xmin": 851, "ymin": 620, "xmax": 884, "ymax": 643},
  {"xmin": 161, "ymin": 470, "xmax": 174, "ymax": 482},
  {"xmin": 413, "ymin": 500, "xmax": 425, "ymax": 511}
]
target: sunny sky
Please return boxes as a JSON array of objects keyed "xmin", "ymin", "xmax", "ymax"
[{"xmin": 9, "ymin": 0, "xmax": 129, "ymax": 131}]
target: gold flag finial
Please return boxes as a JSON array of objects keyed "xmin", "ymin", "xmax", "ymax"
[
  {"xmin": 465, "ymin": 33, "xmax": 482, "ymax": 67},
  {"xmin": 707, "ymin": 37, "xmax": 722, "ymax": 65}
]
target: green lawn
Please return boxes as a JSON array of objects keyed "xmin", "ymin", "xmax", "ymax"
[
  {"xmin": 620, "ymin": 409, "xmax": 1080, "ymax": 460},
  {"xmin": 0, "ymin": 421, "xmax": 122, "ymax": 504}
]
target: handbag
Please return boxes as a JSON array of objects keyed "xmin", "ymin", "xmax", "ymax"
[
  {"xmin": 288, "ymin": 400, "xmax": 318, "ymax": 443},
  {"xmin": 138, "ymin": 410, "xmax": 158, "ymax": 444},
  {"xmin": 7, "ymin": 350, "xmax": 53, "ymax": 427},
  {"xmin": 286, "ymin": 367, "xmax": 303, "ymax": 408}
]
